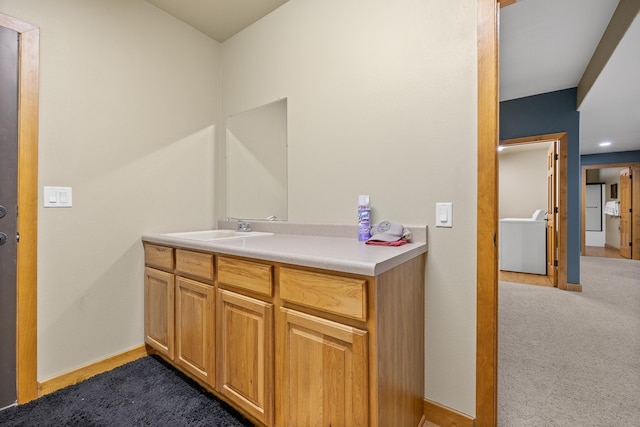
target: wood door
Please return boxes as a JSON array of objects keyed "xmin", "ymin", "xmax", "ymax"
[
  {"xmin": 278, "ymin": 308, "xmax": 368, "ymax": 427},
  {"xmin": 547, "ymin": 142, "xmax": 557, "ymax": 286},
  {"xmin": 175, "ymin": 276, "xmax": 215, "ymax": 386},
  {"xmin": 144, "ymin": 267, "xmax": 175, "ymax": 359},
  {"xmin": 217, "ymin": 290, "xmax": 273, "ymax": 425},
  {"xmin": 620, "ymin": 168, "xmax": 632, "ymax": 259}
]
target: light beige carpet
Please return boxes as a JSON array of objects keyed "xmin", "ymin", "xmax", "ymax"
[{"xmin": 498, "ymin": 256, "xmax": 640, "ymax": 426}]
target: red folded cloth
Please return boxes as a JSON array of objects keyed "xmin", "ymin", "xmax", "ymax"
[{"xmin": 365, "ymin": 239, "xmax": 408, "ymax": 246}]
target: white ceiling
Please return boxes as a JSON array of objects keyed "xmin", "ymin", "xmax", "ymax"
[
  {"xmin": 500, "ymin": 0, "xmax": 640, "ymax": 155},
  {"xmin": 144, "ymin": 0, "xmax": 288, "ymax": 42},
  {"xmin": 143, "ymin": 0, "xmax": 639, "ymax": 156}
]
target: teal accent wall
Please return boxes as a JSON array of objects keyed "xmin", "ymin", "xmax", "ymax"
[
  {"xmin": 500, "ymin": 88, "xmax": 581, "ymax": 284},
  {"xmin": 581, "ymin": 150, "xmax": 640, "ymax": 165}
]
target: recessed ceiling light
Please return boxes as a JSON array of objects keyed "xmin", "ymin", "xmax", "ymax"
[{"xmin": 599, "ymin": 142, "xmax": 612, "ymax": 147}]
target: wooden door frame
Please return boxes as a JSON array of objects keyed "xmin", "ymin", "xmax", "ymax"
[
  {"xmin": 499, "ymin": 134, "xmax": 569, "ymax": 291},
  {"xmin": 581, "ymin": 162, "xmax": 640, "ymax": 260},
  {"xmin": 477, "ymin": 0, "xmax": 499, "ymax": 425},
  {"xmin": 0, "ymin": 13, "xmax": 39, "ymax": 404},
  {"xmin": 476, "ymin": 1, "xmax": 573, "ymax": 424}
]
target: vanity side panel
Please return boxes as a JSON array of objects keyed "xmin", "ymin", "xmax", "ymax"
[{"xmin": 373, "ymin": 254, "xmax": 426, "ymax": 426}]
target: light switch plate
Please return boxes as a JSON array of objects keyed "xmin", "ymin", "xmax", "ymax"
[
  {"xmin": 436, "ymin": 202, "xmax": 452, "ymax": 227},
  {"xmin": 44, "ymin": 186, "xmax": 73, "ymax": 207}
]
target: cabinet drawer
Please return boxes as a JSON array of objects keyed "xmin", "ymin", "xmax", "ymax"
[
  {"xmin": 176, "ymin": 249, "xmax": 214, "ymax": 281},
  {"xmin": 218, "ymin": 257, "xmax": 273, "ymax": 296},
  {"xmin": 279, "ymin": 268, "xmax": 367, "ymax": 321},
  {"xmin": 144, "ymin": 244, "xmax": 174, "ymax": 271}
]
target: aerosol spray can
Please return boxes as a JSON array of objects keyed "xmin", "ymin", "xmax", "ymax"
[{"xmin": 358, "ymin": 195, "xmax": 371, "ymax": 241}]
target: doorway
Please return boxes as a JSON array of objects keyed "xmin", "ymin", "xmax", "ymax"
[
  {"xmin": 0, "ymin": 13, "xmax": 39, "ymax": 404},
  {"xmin": 581, "ymin": 162, "xmax": 640, "ymax": 260},
  {"xmin": 498, "ymin": 140, "xmax": 554, "ymax": 287},
  {"xmin": 499, "ymin": 134, "xmax": 569, "ymax": 290}
]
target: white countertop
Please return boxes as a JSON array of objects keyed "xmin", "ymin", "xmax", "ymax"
[{"xmin": 142, "ymin": 222, "xmax": 427, "ymax": 276}]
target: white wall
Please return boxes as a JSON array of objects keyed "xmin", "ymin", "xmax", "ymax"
[
  {"xmin": 221, "ymin": 0, "xmax": 478, "ymax": 415},
  {"xmin": 499, "ymin": 144, "xmax": 549, "ymax": 219},
  {"xmin": 0, "ymin": 0, "xmax": 220, "ymax": 380}
]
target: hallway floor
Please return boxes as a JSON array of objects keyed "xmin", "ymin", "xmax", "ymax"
[{"xmin": 584, "ymin": 245, "xmax": 625, "ymax": 259}]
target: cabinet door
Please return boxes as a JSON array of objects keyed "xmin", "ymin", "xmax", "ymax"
[
  {"xmin": 278, "ymin": 308, "xmax": 368, "ymax": 427},
  {"xmin": 218, "ymin": 290, "xmax": 274, "ymax": 426},
  {"xmin": 175, "ymin": 276, "xmax": 215, "ymax": 386},
  {"xmin": 144, "ymin": 267, "xmax": 174, "ymax": 359}
]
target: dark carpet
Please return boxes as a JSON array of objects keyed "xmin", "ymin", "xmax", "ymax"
[{"xmin": 0, "ymin": 355, "xmax": 254, "ymax": 426}]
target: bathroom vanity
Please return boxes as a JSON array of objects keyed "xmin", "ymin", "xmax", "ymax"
[{"xmin": 142, "ymin": 223, "xmax": 427, "ymax": 427}]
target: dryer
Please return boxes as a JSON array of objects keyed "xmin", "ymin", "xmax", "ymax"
[{"xmin": 499, "ymin": 209, "xmax": 547, "ymax": 275}]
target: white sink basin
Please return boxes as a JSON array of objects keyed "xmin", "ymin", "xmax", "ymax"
[{"xmin": 165, "ymin": 230, "xmax": 273, "ymax": 241}]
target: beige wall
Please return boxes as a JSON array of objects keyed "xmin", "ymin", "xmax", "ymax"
[
  {"xmin": 221, "ymin": 0, "xmax": 478, "ymax": 415},
  {"xmin": 2, "ymin": 0, "xmax": 479, "ymax": 417},
  {"xmin": 499, "ymin": 144, "xmax": 550, "ymax": 219},
  {"xmin": 0, "ymin": 0, "xmax": 220, "ymax": 380}
]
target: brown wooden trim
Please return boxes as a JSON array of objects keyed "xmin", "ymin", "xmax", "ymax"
[
  {"xmin": 500, "ymin": 0, "xmax": 517, "ymax": 8},
  {"xmin": 500, "ymin": 132, "xmax": 564, "ymax": 146},
  {"xmin": 424, "ymin": 399, "xmax": 475, "ymax": 427},
  {"xmin": 556, "ymin": 134, "xmax": 568, "ymax": 290},
  {"xmin": 0, "ymin": 12, "xmax": 40, "ymax": 405},
  {"xmin": 566, "ymin": 283, "xmax": 583, "ymax": 292},
  {"xmin": 581, "ymin": 162, "xmax": 640, "ymax": 261},
  {"xmin": 38, "ymin": 345, "xmax": 149, "ymax": 397},
  {"xmin": 477, "ymin": 0, "xmax": 499, "ymax": 425},
  {"xmin": 632, "ymin": 164, "xmax": 640, "ymax": 260}
]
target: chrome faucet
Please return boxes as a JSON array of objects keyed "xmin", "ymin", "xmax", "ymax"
[{"xmin": 228, "ymin": 217, "xmax": 252, "ymax": 232}]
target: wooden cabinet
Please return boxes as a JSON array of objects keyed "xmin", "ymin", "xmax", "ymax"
[
  {"xmin": 176, "ymin": 249, "xmax": 214, "ymax": 282},
  {"xmin": 144, "ymin": 243, "xmax": 175, "ymax": 360},
  {"xmin": 175, "ymin": 276, "xmax": 215, "ymax": 386},
  {"xmin": 144, "ymin": 267, "xmax": 175, "ymax": 359},
  {"xmin": 144, "ymin": 244, "xmax": 215, "ymax": 386},
  {"xmin": 217, "ymin": 289, "xmax": 273, "ymax": 425},
  {"xmin": 277, "ymin": 258, "xmax": 426, "ymax": 427},
  {"xmin": 144, "ymin": 244, "xmax": 173, "ymax": 271},
  {"xmin": 143, "ymin": 239, "xmax": 425, "ymax": 427},
  {"xmin": 278, "ymin": 307, "xmax": 368, "ymax": 427},
  {"xmin": 218, "ymin": 256, "xmax": 273, "ymax": 297},
  {"xmin": 280, "ymin": 268, "xmax": 367, "ymax": 321}
]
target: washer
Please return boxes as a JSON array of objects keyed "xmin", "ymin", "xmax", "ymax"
[{"xmin": 499, "ymin": 210, "xmax": 547, "ymax": 275}]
